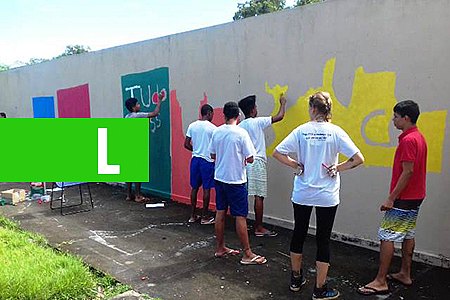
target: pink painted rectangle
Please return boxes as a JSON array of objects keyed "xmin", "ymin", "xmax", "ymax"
[{"xmin": 57, "ymin": 83, "xmax": 91, "ymax": 118}]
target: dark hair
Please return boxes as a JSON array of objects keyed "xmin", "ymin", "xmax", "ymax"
[
  {"xmin": 393, "ymin": 100, "xmax": 420, "ymax": 124},
  {"xmin": 0, "ymin": 112, "xmax": 6, "ymax": 118},
  {"xmin": 125, "ymin": 98, "xmax": 138, "ymax": 112},
  {"xmin": 200, "ymin": 104, "xmax": 213, "ymax": 116},
  {"xmin": 223, "ymin": 101, "xmax": 240, "ymax": 120},
  {"xmin": 309, "ymin": 91, "xmax": 332, "ymax": 121},
  {"xmin": 238, "ymin": 95, "xmax": 256, "ymax": 117}
]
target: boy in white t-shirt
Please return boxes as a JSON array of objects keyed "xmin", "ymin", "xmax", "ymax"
[
  {"xmin": 208, "ymin": 101, "xmax": 267, "ymax": 265},
  {"xmin": 184, "ymin": 104, "xmax": 216, "ymax": 225},
  {"xmin": 238, "ymin": 94, "xmax": 286, "ymax": 237},
  {"xmin": 124, "ymin": 95, "xmax": 162, "ymax": 202}
]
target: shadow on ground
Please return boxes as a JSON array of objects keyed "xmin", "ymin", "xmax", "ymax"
[{"xmin": 1, "ymin": 183, "xmax": 449, "ymax": 299}]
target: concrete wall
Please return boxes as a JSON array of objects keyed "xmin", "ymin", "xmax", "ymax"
[{"xmin": 1, "ymin": 0, "xmax": 449, "ymax": 267}]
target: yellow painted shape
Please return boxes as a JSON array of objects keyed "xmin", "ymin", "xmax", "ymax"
[
  {"xmin": 417, "ymin": 110, "xmax": 447, "ymax": 172},
  {"xmin": 267, "ymin": 58, "xmax": 447, "ymax": 173},
  {"xmin": 365, "ymin": 114, "xmax": 391, "ymax": 144}
]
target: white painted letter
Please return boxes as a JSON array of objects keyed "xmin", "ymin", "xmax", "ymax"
[{"xmin": 98, "ymin": 128, "xmax": 120, "ymax": 174}]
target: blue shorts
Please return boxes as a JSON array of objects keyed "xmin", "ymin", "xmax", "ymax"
[
  {"xmin": 215, "ymin": 180, "xmax": 248, "ymax": 217},
  {"xmin": 190, "ymin": 157, "xmax": 215, "ymax": 189}
]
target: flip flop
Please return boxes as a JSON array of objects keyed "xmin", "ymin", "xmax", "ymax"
[
  {"xmin": 134, "ymin": 196, "xmax": 151, "ymax": 203},
  {"xmin": 240, "ymin": 255, "xmax": 267, "ymax": 265},
  {"xmin": 357, "ymin": 285, "xmax": 390, "ymax": 296},
  {"xmin": 201, "ymin": 217, "xmax": 215, "ymax": 225},
  {"xmin": 188, "ymin": 215, "xmax": 200, "ymax": 223},
  {"xmin": 387, "ymin": 274, "xmax": 413, "ymax": 286},
  {"xmin": 255, "ymin": 230, "xmax": 278, "ymax": 237},
  {"xmin": 214, "ymin": 248, "xmax": 240, "ymax": 258}
]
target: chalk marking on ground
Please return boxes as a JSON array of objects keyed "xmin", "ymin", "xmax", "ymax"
[
  {"xmin": 277, "ymin": 251, "xmax": 290, "ymax": 259},
  {"xmin": 160, "ymin": 222, "xmax": 185, "ymax": 226},
  {"xmin": 123, "ymin": 224, "xmax": 157, "ymax": 238},
  {"xmin": 178, "ymin": 236, "xmax": 215, "ymax": 253},
  {"xmin": 88, "ymin": 247, "xmax": 126, "ymax": 267},
  {"xmin": 89, "ymin": 230, "xmax": 142, "ymax": 256},
  {"xmin": 18, "ymin": 202, "xmax": 32, "ymax": 213}
]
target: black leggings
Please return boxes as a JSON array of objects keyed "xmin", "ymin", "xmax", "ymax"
[{"xmin": 290, "ymin": 203, "xmax": 338, "ymax": 263}]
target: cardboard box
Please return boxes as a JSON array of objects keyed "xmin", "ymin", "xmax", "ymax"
[{"xmin": 1, "ymin": 189, "xmax": 26, "ymax": 205}]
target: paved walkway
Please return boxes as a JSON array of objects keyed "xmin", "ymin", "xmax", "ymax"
[{"xmin": 0, "ymin": 183, "xmax": 449, "ymax": 299}]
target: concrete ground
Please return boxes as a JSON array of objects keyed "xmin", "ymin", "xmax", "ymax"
[{"xmin": 0, "ymin": 182, "xmax": 449, "ymax": 300}]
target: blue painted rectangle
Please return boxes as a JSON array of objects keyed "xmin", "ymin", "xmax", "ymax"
[{"xmin": 32, "ymin": 96, "xmax": 55, "ymax": 118}]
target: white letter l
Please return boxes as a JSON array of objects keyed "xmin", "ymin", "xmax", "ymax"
[{"xmin": 98, "ymin": 128, "xmax": 120, "ymax": 174}]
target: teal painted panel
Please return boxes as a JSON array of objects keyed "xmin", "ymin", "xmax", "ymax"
[{"xmin": 121, "ymin": 67, "xmax": 171, "ymax": 198}]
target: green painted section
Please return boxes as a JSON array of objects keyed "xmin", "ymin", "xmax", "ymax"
[{"xmin": 121, "ymin": 67, "xmax": 171, "ymax": 199}]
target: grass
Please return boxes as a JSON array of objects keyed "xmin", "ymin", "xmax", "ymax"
[{"xmin": 0, "ymin": 216, "xmax": 131, "ymax": 300}]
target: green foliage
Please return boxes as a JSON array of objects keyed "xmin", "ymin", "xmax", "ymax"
[
  {"xmin": 0, "ymin": 216, "xmax": 130, "ymax": 299},
  {"xmin": 19, "ymin": 44, "xmax": 91, "ymax": 67},
  {"xmin": 0, "ymin": 64, "xmax": 9, "ymax": 72},
  {"xmin": 93, "ymin": 269, "xmax": 131, "ymax": 298},
  {"xmin": 233, "ymin": 0, "xmax": 324, "ymax": 20},
  {"xmin": 294, "ymin": 0, "xmax": 323, "ymax": 7},
  {"xmin": 233, "ymin": 0, "xmax": 286, "ymax": 20},
  {"xmin": 56, "ymin": 44, "xmax": 91, "ymax": 58},
  {"xmin": 26, "ymin": 58, "xmax": 50, "ymax": 65},
  {"xmin": 0, "ymin": 223, "xmax": 95, "ymax": 299}
]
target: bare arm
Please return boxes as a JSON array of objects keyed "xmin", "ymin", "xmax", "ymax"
[
  {"xmin": 324, "ymin": 152, "xmax": 364, "ymax": 178},
  {"xmin": 271, "ymin": 94, "xmax": 287, "ymax": 124},
  {"xmin": 147, "ymin": 102, "xmax": 161, "ymax": 118},
  {"xmin": 210, "ymin": 153, "xmax": 216, "ymax": 161},
  {"xmin": 381, "ymin": 161, "xmax": 414, "ymax": 211},
  {"xmin": 272, "ymin": 150, "xmax": 299, "ymax": 169},
  {"xmin": 246, "ymin": 155, "xmax": 254, "ymax": 164},
  {"xmin": 184, "ymin": 137, "xmax": 193, "ymax": 151},
  {"xmin": 336, "ymin": 152, "xmax": 365, "ymax": 172}
]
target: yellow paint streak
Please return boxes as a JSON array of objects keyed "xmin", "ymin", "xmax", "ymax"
[
  {"xmin": 267, "ymin": 58, "xmax": 447, "ymax": 173},
  {"xmin": 417, "ymin": 110, "xmax": 447, "ymax": 172}
]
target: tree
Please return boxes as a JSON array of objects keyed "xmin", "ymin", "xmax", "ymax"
[
  {"xmin": 56, "ymin": 45, "xmax": 91, "ymax": 58},
  {"xmin": 233, "ymin": 0, "xmax": 324, "ymax": 20},
  {"xmin": 233, "ymin": 0, "xmax": 286, "ymax": 20},
  {"xmin": 26, "ymin": 58, "xmax": 49, "ymax": 65},
  {"xmin": 294, "ymin": 0, "xmax": 323, "ymax": 7},
  {"xmin": 17, "ymin": 44, "xmax": 91, "ymax": 67},
  {"xmin": 0, "ymin": 64, "xmax": 9, "ymax": 72}
]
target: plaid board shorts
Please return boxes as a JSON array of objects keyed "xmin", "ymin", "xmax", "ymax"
[
  {"xmin": 246, "ymin": 158, "xmax": 267, "ymax": 198},
  {"xmin": 378, "ymin": 199, "xmax": 423, "ymax": 242}
]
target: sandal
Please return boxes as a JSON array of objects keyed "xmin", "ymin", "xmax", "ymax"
[
  {"xmin": 255, "ymin": 230, "xmax": 278, "ymax": 237},
  {"xmin": 357, "ymin": 285, "xmax": 390, "ymax": 296},
  {"xmin": 214, "ymin": 248, "xmax": 240, "ymax": 258},
  {"xmin": 201, "ymin": 217, "xmax": 215, "ymax": 225},
  {"xmin": 135, "ymin": 196, "xmax": 150, "ymax": 203},
  {"xmin": 188, "ymin": 215, "xmax": 200, "ymax": 223},
  {"xmin": 240, "ymin": 255, "xmax": 267, "ymax": 265}
]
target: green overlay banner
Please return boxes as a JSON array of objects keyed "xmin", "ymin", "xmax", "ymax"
[{"xmin": 0, "ymin": 118, "xmax": 149, "ymax": 182}]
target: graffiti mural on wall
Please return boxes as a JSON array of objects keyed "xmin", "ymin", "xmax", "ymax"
[
  {"xmin": 266, "ymin": 58, "xmax": 447, "ymax": 173},
  {"xmin": 121, "ymin": 67, "xmax": 171, "ymax": 198}
]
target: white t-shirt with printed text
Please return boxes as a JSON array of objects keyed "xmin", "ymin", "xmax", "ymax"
[
  {"xmin": 208, "ymin": 124, "xmax": 256, "ymax": 184},
  {"xmin": 238, "ymin": 116, "xmax": 272, "ymax": 161},
  {"xmin": 275, "ymin": 121, "xmax": 360, "ymax": 207},
  {"xmin": 186, "ymin": 120, "xmax": 217, "ymax": 162}
]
